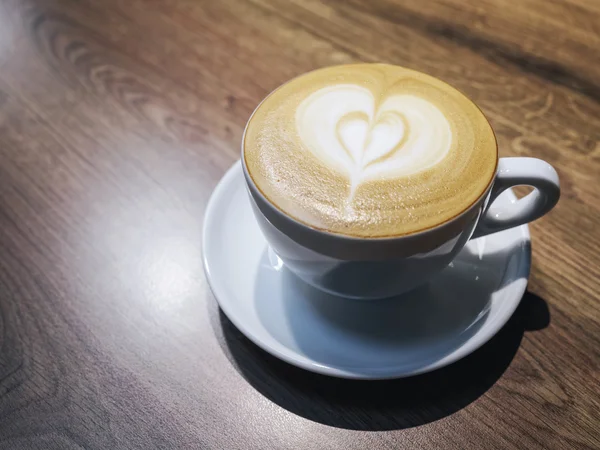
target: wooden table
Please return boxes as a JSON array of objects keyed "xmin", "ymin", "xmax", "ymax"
[{"xmin": 0, "ymin": 0, "xmax": 598, "ymax": 448}]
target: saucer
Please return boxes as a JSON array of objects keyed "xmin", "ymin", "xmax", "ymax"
[{"xmin": 203, "ymin": 162, "xmax": 531, "ymax": 379}]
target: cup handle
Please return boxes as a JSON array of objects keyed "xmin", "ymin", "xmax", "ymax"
[{"xmin": 471, "ymin": 157, "xmax": 560, "ymax": 239}]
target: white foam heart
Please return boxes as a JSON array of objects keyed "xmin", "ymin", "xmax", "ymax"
[{"xmin": 296, "ymin": 84, "xmax": 452, "ymax": 200}]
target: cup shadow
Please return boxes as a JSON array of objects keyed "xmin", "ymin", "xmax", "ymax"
[
  {"xmin": 250, "ymin": 237, "xmax": 528, "ymax": 377},
  {"xmin": 217, "ymin": 291, "xmax": 549, "ymax": 430}
]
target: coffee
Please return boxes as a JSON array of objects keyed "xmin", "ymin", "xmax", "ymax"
[{"xmin": 244, "ymin": 64, "xmax": 497, "ymax": 238}]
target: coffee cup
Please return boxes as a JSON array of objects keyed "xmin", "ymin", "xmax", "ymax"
[{"xmin": 241, "ymin": 64, "xmax": 560, "ymax": 299}]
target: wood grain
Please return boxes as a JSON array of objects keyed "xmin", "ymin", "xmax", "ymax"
[{"xmin": 0, "ymin": 0, "xmax": 598, "ymax": 448}]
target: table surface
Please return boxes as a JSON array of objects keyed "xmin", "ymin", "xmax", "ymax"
[{"xmin": 0, "ymin": 0, "xmax": 599, "ymax": 449}]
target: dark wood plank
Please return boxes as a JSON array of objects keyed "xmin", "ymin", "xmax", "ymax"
[{"xmin": 0, "ymin": 0, "xmax": 598, "ymax": 448}]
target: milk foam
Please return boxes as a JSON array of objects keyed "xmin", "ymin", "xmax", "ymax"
[
  {"xmin": 244, "ymin": 64, "xmax": 497, "ymax": 238},
  {"xmin": 296, "ymin": 84, "xmax": 452, "ymax": 201}
]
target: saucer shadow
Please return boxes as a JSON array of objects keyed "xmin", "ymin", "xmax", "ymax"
[{"xmin": 216, "ymin": 291, "xmax": 549, "ymax": 431}]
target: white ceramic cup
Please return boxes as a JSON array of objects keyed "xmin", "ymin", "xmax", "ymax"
[{"xmin": 242, "ymin": 141, "xmax": 560, "ymax": 300}]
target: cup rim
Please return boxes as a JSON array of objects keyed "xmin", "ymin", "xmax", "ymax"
[{"xmin": 241, "ymin": 63, "xmax": 499, "ymax": 244}]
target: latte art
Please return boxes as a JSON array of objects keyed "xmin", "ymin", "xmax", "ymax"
[
  {"xmin": 296, "ymin": 85, "xmax": 452, "ymax": 201},
  {"xmin": 244, "ymin": 64, "xmax": 497, "ymax": 238}
]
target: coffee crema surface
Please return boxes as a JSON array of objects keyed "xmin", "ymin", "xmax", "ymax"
[{"xmin": 244, "ymin": 64, "xmax": 497, "ymax": 238}]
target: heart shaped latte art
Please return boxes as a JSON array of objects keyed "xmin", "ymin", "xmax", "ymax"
[{"xmin": 296, "ymin": 84, "xmax": 452, "ymax": 200}]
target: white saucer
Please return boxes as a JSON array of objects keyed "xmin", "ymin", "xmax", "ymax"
[{"xmin": 203, "ymin": 162, "xmax": 531, "ymax": 379}]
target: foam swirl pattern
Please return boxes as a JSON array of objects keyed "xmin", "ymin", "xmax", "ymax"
[{"xmin": 244, "ymin": 64, "xmax": 497, "ymax": 238}]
